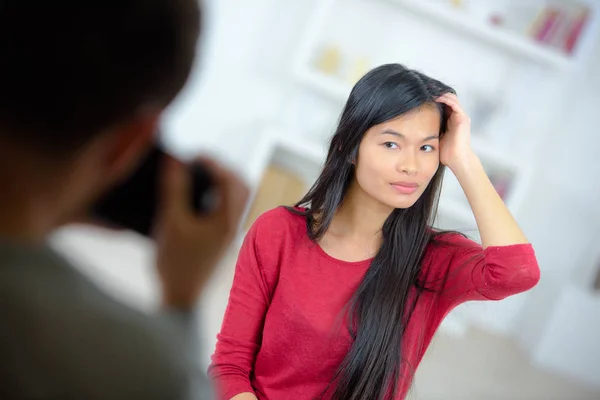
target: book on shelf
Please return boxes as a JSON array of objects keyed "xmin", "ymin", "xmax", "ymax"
[
  {"xmin": 527, "ymin": 1, "xmax": 590, "ymax": 55},
  {"xmin": 312, "ymin": 44, "xmax": 371, "ymax": 86}
]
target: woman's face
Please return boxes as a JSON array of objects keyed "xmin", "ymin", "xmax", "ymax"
[{"xmin": 354, "ymin": 105, "xmax": 441, "ymax": 210}]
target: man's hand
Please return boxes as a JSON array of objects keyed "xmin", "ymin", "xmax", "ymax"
[{"xmin": 154, "ymin": 156, "xmax": 249, "ymax": 309}]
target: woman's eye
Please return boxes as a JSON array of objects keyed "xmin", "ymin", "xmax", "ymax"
[
  {"xmin": 383, "ymin": 142, "xmax": 399, "ymax": 149},
  {"xmin": 421, "ymin": 144, "xmax": 435, "ymax": 152}
]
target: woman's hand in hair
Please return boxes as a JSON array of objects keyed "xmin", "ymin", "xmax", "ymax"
[{"xmin": 435, "ymin": 93, "xmax": 476, "ymax": 171}]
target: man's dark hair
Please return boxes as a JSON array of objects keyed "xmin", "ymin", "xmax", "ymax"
[{"xmin": 0, "ymin": 1, "xmax": 201, "ymax": 156}]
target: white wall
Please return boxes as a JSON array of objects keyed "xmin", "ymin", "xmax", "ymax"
[
  {"xmin": 162, "ymin": 0, "xmax": 282, "ymax": 165},
  {"xmin": 512, "ymin": 38, "xmax": 600, "ymax": 388},
  {"xmin": 532, "ymin": 286, "xmax": 600, "ymax": 390}
]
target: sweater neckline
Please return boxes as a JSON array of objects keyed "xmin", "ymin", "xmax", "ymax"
[
  {"xmin": 313, "ymin": 240, "xmax": 374, "ymax": 267},
  {"xmin": 294, "ymin": 207, "xmax": 374, "ymax": 267}
]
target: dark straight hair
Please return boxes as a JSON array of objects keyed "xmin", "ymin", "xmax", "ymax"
[{"xmin": 289, "ymin": 63, "xmax": 456, "ymax": 399}]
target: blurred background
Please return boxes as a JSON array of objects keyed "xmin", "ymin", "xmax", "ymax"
[{"xmin": 51, "ymin": 0, "xmax": 599, "ymax": 398}]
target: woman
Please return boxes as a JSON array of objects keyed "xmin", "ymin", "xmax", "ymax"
[{"xmin": 209, "ymin": 64, "xmax": 540, "ymax": 400}]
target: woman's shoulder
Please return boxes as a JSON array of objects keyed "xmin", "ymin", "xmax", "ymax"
[
  {"xmin": 247, "ymin": 206, "xmax": 308, "ymax": 242},
  {"xmin": 251, "ymin": 205, "xmax": 306, "ymax": 227}
]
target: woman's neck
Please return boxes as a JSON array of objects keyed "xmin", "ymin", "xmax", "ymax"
[{"xmin": 329, "ymin": 180, "xmax": 393, "ymax": 242}]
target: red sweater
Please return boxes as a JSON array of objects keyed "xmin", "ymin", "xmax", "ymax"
[{"xmin": 209, "ymin": 207, "xmax": 540, "ymax": 399}]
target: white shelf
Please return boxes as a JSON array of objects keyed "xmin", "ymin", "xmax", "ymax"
[
  {"xmin": 241, "ymin": 124, "xmax": 326, "ymax": 192},
  {"xmin": 273, "ymin": 128, "xmax": 328, "ymax": 168},
  {"xmin": 387, "ymin": 0, "xmax": 576, "ymax": 70},
  {"xmin": 243, "ymin": 126, "xmax": 327, "ymax": 186},
  {"xmin": 294, "ymin": 66, "xmax": 351, "ymax": 103}
]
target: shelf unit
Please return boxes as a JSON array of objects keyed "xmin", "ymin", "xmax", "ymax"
[
  {"xmin": 385, "ymin": 0, "xmax": 600, "ymax": 71},
  {"xmin": 294, "ymin": 0, "xmax": 600, "ymax": 79}
]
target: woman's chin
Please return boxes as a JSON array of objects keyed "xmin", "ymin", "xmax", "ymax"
[{"xmin": 381, "ymin": 197, "xmax": 419, "ymax": 210}]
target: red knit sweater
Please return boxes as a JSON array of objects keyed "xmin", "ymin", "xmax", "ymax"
[{"xmin": 209, "ymin": 207, "xmax": 540, "ymax": 399}]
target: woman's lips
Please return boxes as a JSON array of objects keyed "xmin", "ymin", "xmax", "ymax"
[{"xmin": 390, "ymin": 182, "xmax": 419, "ymax": 194}]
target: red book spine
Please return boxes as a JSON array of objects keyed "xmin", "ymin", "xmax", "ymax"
[
  {"xmin": 564, "ymin": 8, "xmax": 590, "ymax": 54},
  {"xmin": 535, "ymin": 7, "xmax": 560, "ymax": 43}
]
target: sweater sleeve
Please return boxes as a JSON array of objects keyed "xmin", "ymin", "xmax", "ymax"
[
  {"xmin": 424, "ymin": 233, "xmax": 541, "ymax": 310},
  {"xmin": 208, "ymin": 214, "xmax": 278, "ymax": 400}
]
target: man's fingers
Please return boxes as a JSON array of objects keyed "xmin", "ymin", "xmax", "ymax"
[
  {"xmin": 161, "ymin": 156, "xmax": 191, "ymax": 217},
  {"xmin": 198, "ymin": 160, "xmax": 249, "ymax": 223},
  {"xmin": 161, "ymin": 154, "xmax": 249, "ymax": 233}
]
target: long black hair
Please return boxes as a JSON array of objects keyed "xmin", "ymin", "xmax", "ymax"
[{"xmin": 289, "ymin": 63, "xmax": 456, "ymax": 399}]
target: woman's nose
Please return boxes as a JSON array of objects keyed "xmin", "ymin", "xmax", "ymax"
[{"xmin": 398, "ymin": 152, "xmax": 418, "ymax": 176}]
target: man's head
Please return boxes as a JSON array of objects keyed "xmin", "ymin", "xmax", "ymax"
[{"xmin": 0, "ymin": 1, "xmax": 201, "ymax": 237}]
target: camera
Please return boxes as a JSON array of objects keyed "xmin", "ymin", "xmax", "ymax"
[{"xmin": 91, "ymin": 142, "xmax": 216, "ymax": 236}]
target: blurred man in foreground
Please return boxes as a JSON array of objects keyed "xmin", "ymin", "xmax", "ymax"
[{"xmin": 0, "ymin": 1, "xmax": 248, "ymax": 398}]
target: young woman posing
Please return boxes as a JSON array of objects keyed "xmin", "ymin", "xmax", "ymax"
[{"xmin": 209, "ymin": 64, "xmax": 540, "ymax": 400}]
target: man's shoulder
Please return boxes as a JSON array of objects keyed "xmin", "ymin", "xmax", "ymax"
[
  {"xmin": 0, "ymin": 243, "xmax": 165, "ymax": 350},
  {"xmin": 0, "ymin": 242, "xmax": 94, "ymax": 308},
  {"xmin": 0, "ymin": 243, "xmax": 207, "ymax": 399}
]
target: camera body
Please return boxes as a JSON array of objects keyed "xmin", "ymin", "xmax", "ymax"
[{"xmin": 91, "ymin": 143, "xmax": 216, "ymax": 236}]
